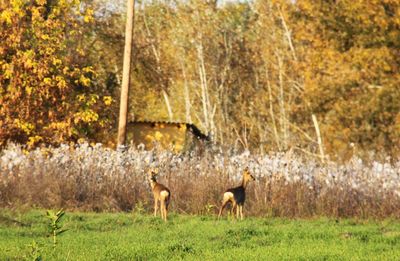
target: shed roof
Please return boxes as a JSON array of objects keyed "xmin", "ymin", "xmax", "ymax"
[{"xmin": 128, "ymin": 120, "xmax": 209, "ymax": 141}]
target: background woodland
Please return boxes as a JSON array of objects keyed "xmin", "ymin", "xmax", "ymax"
[{"xmin": 1, "ymin": 0, "xmax": 400, "ymax": 161}]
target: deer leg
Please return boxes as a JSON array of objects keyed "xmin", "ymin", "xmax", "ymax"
[
  {"xmin": 154, "ymin": 200, "xmax": 158, "ymax": 217},
  {"xmin": 239, "ymin": 205, "xmax": 244, "ymax": 220},
  {"xmin": 164, "ymin": 207, "xmax": 168, "ymax": 221},
  {"xmin": 231, "ymin": 202, "xmax": 237, "ymax": 220},
  {"xmin": 236, "ymin": 205, "xmax": 240, "ymax": 219},
  {"xmin": 165, "ymin": 199, "xmax": 169, "ymax": 221},
  {"xmin": 160, "ymin": 200, "xmax": 166, "ymax": 221},
  {"xmin": 160, "ymin": 201, "xmax": 163, "ymax": 220},
  {"xmin": 218, "ymin": 200, "xmax": 229, "ymax": 219}
]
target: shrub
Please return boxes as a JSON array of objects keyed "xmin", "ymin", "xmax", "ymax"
[{"xmin": 1, "ymin": 143, "xmax": 399, "ymax": 218}]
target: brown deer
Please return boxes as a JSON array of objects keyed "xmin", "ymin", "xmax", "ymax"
[
  {"xmin": 148, "ymin": 170, "xmax": 171, "ymax": 222},
  {"xmin": 218, "ymin": 168, "xmax": 255, "ymax": 220}
]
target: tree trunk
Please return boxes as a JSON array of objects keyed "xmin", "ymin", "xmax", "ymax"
[{"xmin": 312, "ymin": 114, "xmax": 326, "ymax": 162}]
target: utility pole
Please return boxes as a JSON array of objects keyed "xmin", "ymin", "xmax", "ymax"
[{"xmin": 117, "ymin": 0, "xmax": 135, "ymax": 146}]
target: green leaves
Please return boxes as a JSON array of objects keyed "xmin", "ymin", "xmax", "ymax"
[
  {"xmin": 25, "ymin": 240, "xmax": 43, "ymax": 261},
  {"xmin": 46, "ymin": 209, "xmax": 68, "ymax": 247}
]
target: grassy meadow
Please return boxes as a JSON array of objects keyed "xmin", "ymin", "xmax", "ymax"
[
  {"xmin": 2, "ymin": 1, "xmax": 400, "ymax": 260},
  {"xmin": 2, "ymin": 145, "xmax": 400, "ymax": 260},
  {"xmin": 1, "ymin": 210, "xmax": 400, "ymax": 260}
]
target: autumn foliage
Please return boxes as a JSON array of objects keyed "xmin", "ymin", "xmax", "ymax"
[
  {"xmin": 0, "ymin": 0, "xmax": 113, "ymax": 147},
  {"xmin": 1, "ymin": 0, "xmax": 399, "ymax": 160},
  {"xmin": 292, "ymin": 0, "xmax": 400, "ymax": 158}
]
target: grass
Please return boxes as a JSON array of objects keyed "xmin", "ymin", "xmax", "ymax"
[{"xmin": 1, "ymin": 210, "xmax": 400, "ymax": 260}]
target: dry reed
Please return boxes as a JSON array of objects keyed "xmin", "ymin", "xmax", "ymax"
[{"xmin": 1, "ymin": 143, "xmax": 399, "ymax": 218}]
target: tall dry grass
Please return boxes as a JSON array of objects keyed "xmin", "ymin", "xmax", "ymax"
[{"xmin": 1, "ymin": 143, "xmax": 400, "ymax": 218}]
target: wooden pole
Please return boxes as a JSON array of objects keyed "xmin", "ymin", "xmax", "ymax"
[{"xmin": 117, "ymin": 0, "xmax": 135, "ymax": 146}]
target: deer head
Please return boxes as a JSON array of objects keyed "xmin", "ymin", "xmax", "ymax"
[
  {"xmin": 147, "ymin": 168, "xmax": 159, "ymax": 187},
  {"xmin": 243, "ymin": 167, "xmax": 256, "ymax": 183}
]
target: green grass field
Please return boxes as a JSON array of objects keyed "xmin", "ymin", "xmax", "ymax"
[{"xmin": 1, "ymin": 210, "xmax": 400, "ymax": 260}]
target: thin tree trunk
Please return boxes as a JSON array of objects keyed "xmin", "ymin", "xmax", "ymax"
[
  {"xmin": 143, "ymin": 7, "xmax": 174, "ymax": 121},
  {"xmin": 181, "ymin": 61, "xmax": 192, "ymax": 123},
  {"xmin": 266, "ymin": 68, "xmax": 281, "ymax": 151},
  {"xmin": 277, "ymin": 53, "xmax": 288, "ymax": 149},
  {"xmin": 117, "ymin": 0, "xmax": 135, "ymax": 146},
  {"xmin": 198, "ymin": 48, "xmax": 209, "ymax": 133},
  {"xmin": 312, "ymin": 114, "xmax": 326, "ymax": 162},
  {"xmin": 162, "ymin": 90, "xmax": 173, "ymax": 121},
  {"xmin": 278, "ymin": 7, "xmax": 297, "ymax": 61}
]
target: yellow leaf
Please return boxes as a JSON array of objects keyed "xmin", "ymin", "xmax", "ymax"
[
  {"xmin": 43, "ymin": 77, "xmax": 52, "ymax": 85},
  {"xmin": 103, "ymin": 96, "xmax": 113, "ymax": 106},
  {"xmin": 1, "ymin": 10, "xmax": 13, "ymax": 24}
]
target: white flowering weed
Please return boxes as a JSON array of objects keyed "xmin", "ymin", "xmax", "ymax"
[{"xmin": 1, "ymin": 143, "xmax": 399, "ymax": 218}]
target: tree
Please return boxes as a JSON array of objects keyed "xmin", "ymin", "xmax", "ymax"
[
  {"xmin": 0, "ymin": 0, "xmax": 113, "ymax": 147},
  {"xmin": 290, "ymin": 0, "xmax": 400, "ymax": 159}
]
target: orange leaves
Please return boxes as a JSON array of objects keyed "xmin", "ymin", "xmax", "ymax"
[
  {"xmin": 290, "ymin": 0, "xmax": 400, "ymax": 158},
  {"xmin": 0, "ymin": 0, "xmax": 110, "ymax": 147},
  {"xmin": 35, "ymin": 0, "xmax": 47, "ymax": 6}
]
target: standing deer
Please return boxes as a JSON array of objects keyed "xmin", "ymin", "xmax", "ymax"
[
  {"xmin": 148, "ymin": 170, "xmax": 171, "ymax": 222},
  {"xmin": 218, "ymin": 168, "xmax": 255, "ymax": 220}
]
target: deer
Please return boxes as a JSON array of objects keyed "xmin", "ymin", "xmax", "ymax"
[
  {"xmin": 148, "ymin": 170, "xmax": 171, "ymax": 222},
  {"xmin": 218, "ymin": 167, "xmax": 255, "ymax": 220}
]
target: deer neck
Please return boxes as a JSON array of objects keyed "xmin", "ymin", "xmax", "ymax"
[
  {"xmin": 241, "ymin": 178, "xmax": 249, "ymax": 189},
  {"xmin": 149, "ymin": 180, "xmax": 157, "ymax": 190}
]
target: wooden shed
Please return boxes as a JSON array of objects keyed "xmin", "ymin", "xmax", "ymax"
[{"xmin": 126, "ymin": 121, "xmax": 209, "ymax": 152}]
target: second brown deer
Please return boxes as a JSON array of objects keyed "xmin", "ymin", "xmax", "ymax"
[
  {"xmin": 148, "ymin": 170, "xmax": 171, "ymax": 222},
  {"xmin": 218, "ymin": 168, "xmax": 255, "ymax": 220}
]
